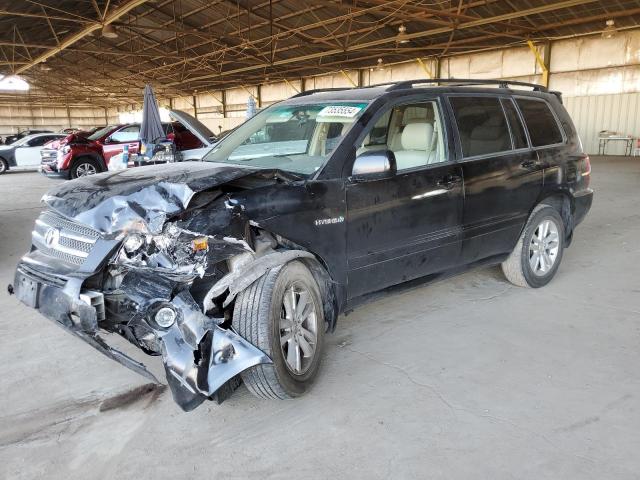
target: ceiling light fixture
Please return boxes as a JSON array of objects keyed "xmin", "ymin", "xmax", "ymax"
[
  {"xmin": 602, "ymin": 19, "xmax": 617, "ymax": 39},
  {"xmin": 371, "ymin": 58, "xmax": 385, "ymax": 72},
  {"xmin": 102, "ymin": 24, "xmax": 118, "ymax": 38},
  {"xmin": 396, "ymin": 24, "xmax": 409, "ymax": 44}
]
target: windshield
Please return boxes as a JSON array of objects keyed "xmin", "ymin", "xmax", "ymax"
[
  {"xmin": 203, "ymin": 102, "xmax": 369, "ymax": 176},
  {"xmin": 13, "ymin": 135, "xmax": 34, "ymax": 146},
  {"xmin": 88, "ymin": 125, "xmax": 116, "ymax": 141}
]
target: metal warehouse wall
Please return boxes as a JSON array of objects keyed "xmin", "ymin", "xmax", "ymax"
[
  {"xmin": 4, "ymin": 28, "xmax": 640, "ymax": 152},
  {"xmin": 565, "ymin": 93, "xmax": 640, "ymax": 155},
  {"xmin": 0, "ymin": 105, "xmax": 111, "ymax": 137}
]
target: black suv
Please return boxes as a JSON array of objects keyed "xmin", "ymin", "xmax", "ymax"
[{"xmin": 12, "ymin": 79, "xmax": 593, "ymax": 411}]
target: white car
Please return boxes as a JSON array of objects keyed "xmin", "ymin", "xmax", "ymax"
[{"xmin": 0, "ymin": 133, "xmax": 66, "ymax": 174}]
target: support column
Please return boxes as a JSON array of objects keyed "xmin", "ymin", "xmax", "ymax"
[
  {"xmin": 221, "ymin": 90, "xmax": 227, "ymax": 118},
  {"xmin": 527, "ymin": 40, "xmax": 550, "ymax": 88},
  {"xmin": 256, "ymin": 84, "xmax": 262, "ymax": 108},
  {"xmin": 193, "ymin": 94, "xmax": 198, "ymax": 118}
]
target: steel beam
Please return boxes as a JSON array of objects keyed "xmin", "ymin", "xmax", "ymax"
[{"xmin": 15, "ymin": 0, "xmax": 151, "ymax": 75}]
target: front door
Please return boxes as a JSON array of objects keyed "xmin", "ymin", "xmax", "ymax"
[
  {"xmin": 102, "ymin": 125, "xmax": 140, "ymax": 164},
  {"xmin": 447, "ymin": 95, "xmax": 543, "ymax": 264},
  {"xmin": 346, "ymin": 99, "xmax": 463, "ymax": 299},
  {"xmin": 15, "ymin": 135, "xmax": 54, "ymax": 168}
]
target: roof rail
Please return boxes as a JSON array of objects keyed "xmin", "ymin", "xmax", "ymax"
[
  {"xmin": 289, "ymin": 78, "xmax": 547, "ymax": 98},
  {"xmin": 385, "ymin": 78, "xmax": 547, "ymax": 92},
  {"xmin": 290, "ymin": 82, "xmax": 400, "ymax": 98},
  {"xmin": 291, "ymin": 87, "xmax": 355, "ymax": 98}
]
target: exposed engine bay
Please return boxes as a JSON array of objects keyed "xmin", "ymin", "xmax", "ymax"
[{"xmin": 12, "ymin": 163, "xmax": 338, "ymax": 411}]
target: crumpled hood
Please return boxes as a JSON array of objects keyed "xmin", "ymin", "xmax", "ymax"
[{"xmin": 43, "ymin": 162, "xmax": 262, "ymax": 235}]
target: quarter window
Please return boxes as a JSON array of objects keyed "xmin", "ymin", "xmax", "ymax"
[
  {"xmin": 516, "ymin": 98, "xmax": 564, "ymax": 147},
  {"xmin": 449, "ymin": 96, "xmax": 512, "ymax": 157},
  {"xmin": 501, "ymin": 99, "xmax": 528, "ymax": 149}
]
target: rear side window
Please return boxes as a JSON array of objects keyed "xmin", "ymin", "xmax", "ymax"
[
  {"xmin": 449, "ymin": 96, "xmax": 512, "ymax": 157},
  {"xmin": 516, "ymin": 98, "xmax": 564, "ymax": 147},
  {"xmin": 501, "ymin": 99, "xmax": 528, "ymax": 149}
]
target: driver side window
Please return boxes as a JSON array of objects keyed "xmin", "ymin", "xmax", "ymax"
[
  {"xmin": 110, "ymin": 126, "xmax": 140, "ymax": 143},
  {"xmin": 26, "ymin": 137, "xmax": 47, "ymax": 147},
  {"xmin": 358, "ymin": 101, "xmax": 447, "ymax": 170}
]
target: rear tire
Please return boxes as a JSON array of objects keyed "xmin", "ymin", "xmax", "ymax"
[
  {"xmin": 70, "ymin": 158, "xmax": 101, "ymax": 179},
  {"xmin": 0, "ymin": 158, "xmax": 7, "ymax": 174},
  {"xmin": 232, "ymin": 260, "xmax": 324, "ymax": 399},
  {"xmin": 502, "ymin": 204, "xmax": 565, "ymax": 288}
]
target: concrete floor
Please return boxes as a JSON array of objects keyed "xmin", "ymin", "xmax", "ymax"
[{"xmin": 0, "ymin": 156, "xmax": 638, "ymax": 479}]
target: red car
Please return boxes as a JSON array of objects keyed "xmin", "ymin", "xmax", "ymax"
[{"xmin": 41, "ymin": 120, "xmax": 207, "ymax": 179}]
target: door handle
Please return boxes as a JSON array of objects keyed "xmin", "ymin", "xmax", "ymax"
[{"xmin": 436, "ymin": 174, "xmax": 462, "ymax": 189}]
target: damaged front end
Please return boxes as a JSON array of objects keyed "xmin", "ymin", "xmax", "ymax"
[{"xmin": 12, "ymin": 164, "xmax": 314, "ymax": 411}]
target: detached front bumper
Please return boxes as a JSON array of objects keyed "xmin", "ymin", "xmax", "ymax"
[{"xmin": 13, "ymin": 263, "xmax": 271, "ymax": 411}]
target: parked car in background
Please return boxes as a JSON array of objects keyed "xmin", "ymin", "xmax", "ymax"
[
  {"xmin": 11, "ymin": 80, "xmax": 592, "ymax": 411},
  {"xmin": 163, "ymin": 110, "xmax": 218, "ymax": 161},
  {"xmin": 41, "ymin": 116, "xmax": 214, "ymax": 179},
  {"xmin": 0, "ymin": 133, "xmax": 66, "ymax": 174},
  {"xmin": 4, "ymin": 129, "xmax": 54, "ymax": 145}
]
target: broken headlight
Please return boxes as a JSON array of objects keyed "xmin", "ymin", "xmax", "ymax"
[{"xmin": 115, "ymin": 223, "xmax": 209, "ymax": 277}]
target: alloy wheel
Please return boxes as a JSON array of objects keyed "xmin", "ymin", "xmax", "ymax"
[
  {"xmin": 279, "ymin": 282, "xmax": 318, "ymax": 375},
  {"xmin": 529, "ymin": 219, "xmax": 560, "ymax": 276},
  {"xmin": 76, "ymin": 163, "xmax": 97, "ymax": 177}
]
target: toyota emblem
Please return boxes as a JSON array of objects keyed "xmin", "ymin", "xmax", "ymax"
[{"xmin": 44, "ymin": 227, "xmax": 60, "ymax": 248}]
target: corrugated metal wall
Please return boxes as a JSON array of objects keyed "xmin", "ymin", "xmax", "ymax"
[{"xmin": 564, "ymin": 93, "xmax": 640, "ymax": 155}]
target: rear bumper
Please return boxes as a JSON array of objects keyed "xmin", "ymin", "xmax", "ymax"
[
  {"xmin": 573, "ymin": 188, "xmax": 593, "ymax": 228},
  {"xmin": 12, "ymin": 262, "xmax": 271, "ymax": 411}
]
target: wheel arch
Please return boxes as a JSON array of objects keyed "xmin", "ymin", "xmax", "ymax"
[
  {"xmin": 0, "ymin": 155, "xmax": 9, "ymax": 171},
  {"xmin": 535, "ymin": 190, "xmax": 574, "ymax": 246},
  {"xmin": 71, "ymin": 153, "xmax": 106, "ymax": 173}
]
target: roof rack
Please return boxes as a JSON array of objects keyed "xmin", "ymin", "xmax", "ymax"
[
  {"xmin": 290, "ymin": 78, "xmax": 548, "ymax": 98},
  {"xmin": 385, "ymin": 78, "xmax": 547, "ymax": 92}
]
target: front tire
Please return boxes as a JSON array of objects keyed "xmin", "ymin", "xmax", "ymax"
[
  {"xmin": 70, "ymin": 158, "xmax": 101, "ymax": 178},
  {"xmin": 0, "ymin": 158, "xmax": 8, "ymax": 174},
  {"xmin": 232, "ymin": 260, "xmax": 325, "ymax": 399},
  {"xmin": 502, "ymin": 204, "xmax": 565, "ymax": 288}
]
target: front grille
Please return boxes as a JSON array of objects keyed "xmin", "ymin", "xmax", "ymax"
[
  {"xmin": 40, "ymin": 149, "xmax": 58, "ymax": 164},
  {"xmin": 32, "ymin": 211, "xmax": 101, "ymax": 266}
]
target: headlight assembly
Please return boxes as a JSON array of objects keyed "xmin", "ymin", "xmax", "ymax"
[
  {"xmin": 116, "ymin": 223, "xmax": 209, "ymax": 278},
  {"xmin": 123, "ymin": 233, "xmax": 145, "ymax": 253}
]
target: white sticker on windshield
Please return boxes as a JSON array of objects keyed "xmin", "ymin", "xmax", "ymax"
[{"xmin": 317, "ymin": 106, "xmax": 362, "ymax": 118}]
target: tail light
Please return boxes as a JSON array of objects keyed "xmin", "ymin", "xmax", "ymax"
[{"xmin": 581, "ymin": 155, "xmax": 591, "ymax": 188}]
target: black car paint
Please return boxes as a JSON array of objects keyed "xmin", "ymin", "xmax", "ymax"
[
  {"xmin": 12, "ymin": 84, "xmax": 593, "ymax": 410},
  {"xmin": 0, "ymin": 144, "xmax": 18, "ymax": 167}
]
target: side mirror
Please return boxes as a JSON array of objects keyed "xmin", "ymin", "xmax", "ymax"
[
  {"xmin": 104, "ymin": 136, "xmax": 112, "ymax": 144},
  {"xmin": 350, "ymin": 149, "xmax": 397, "ymax": 182}
]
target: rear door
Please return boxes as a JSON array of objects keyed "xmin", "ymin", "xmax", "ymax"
[
  {"xmin": 346, "ymin": 97, "xmax": 464, "ymax": 299},
  {"xmin": 447, "ymin": 95, "xmax": 543, "ymax": 264},
  {"xmin": 102, "ymin": 125, "xmax": 140, "ymax": 163}
]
